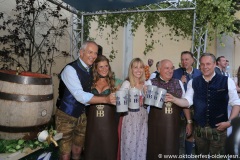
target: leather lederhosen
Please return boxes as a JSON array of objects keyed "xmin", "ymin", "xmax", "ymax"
[{"xmin": 84, "ymin": 102, "xmax": 118, "ymax": 160}]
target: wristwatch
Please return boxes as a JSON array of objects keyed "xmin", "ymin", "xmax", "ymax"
[{"xmin": 187, "ymin": 119, "xmax": 193, "ymax": 124}]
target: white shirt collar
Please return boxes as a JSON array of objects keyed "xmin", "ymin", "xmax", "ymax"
[
  {"xmin": 202, "ymin": 72, "xmax": 216, "ymax": 82},
  {"xmin": 159, "ymin": 76, "xmax": 169, "ymax": 83},
  {"xmin": 187, "ymin": 67, "xmax": 193, "ymax": 74},
  {"xmin": 79, "ymin": 57, "xmax": 90, "ymax": 69}
]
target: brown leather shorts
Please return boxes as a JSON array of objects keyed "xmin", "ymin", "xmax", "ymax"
[{"xmin": 55, "ymin": 109, "xmax": 87, "ymax": 155}]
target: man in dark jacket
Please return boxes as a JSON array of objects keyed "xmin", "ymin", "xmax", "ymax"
[
  {"xmin": 173, "ymin": 51, "xmax": 201, "ymax": 158},
  {"xmin": 215, "ymin": 56, "xmax": 227, "ymax": 75}
]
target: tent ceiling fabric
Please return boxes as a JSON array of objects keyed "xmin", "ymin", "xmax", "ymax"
[{"xmin": 62, "ymin": 0, "xmax": 164, "ymax": 12}]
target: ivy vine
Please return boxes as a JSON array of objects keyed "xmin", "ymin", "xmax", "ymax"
[{"xmin": 78, "ymin": 0, "xmax": 239, "ymax": 60}]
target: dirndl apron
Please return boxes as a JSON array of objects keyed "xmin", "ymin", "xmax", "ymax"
[{"xmin": 84, "ymin": 103, "xmax": 118, "ymax": 160}]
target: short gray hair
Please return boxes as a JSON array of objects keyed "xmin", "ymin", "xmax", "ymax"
[
  {"xmin": 199, "ymin": 53, "xmax": 216, "ymax": 63},
  {"xmin": 80, "ymin": 41, "xmax": 98, "ymax": 50}
]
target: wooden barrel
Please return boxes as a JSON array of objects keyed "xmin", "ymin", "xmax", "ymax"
[{"xmin": 0, "ymin": 70, "xmax": 53, "ymax": 140}]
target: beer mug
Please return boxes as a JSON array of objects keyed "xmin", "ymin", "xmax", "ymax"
[
  {"xmin": 119, "ymin": 88, "xmax": 128, "ymax": 97},
  {"xmin": 128, "ymin": 88, "xmax": 140, "ymax": 109},
  {"xmin": 144, "ymin": 85, "xmax": 158, "ymax": 106},
  {"xmin": 154, "ymin": 88, "xmax": 167, "ymax": 108},
  {"xmin": 116, "ymin": 90, "xmax": 128, "ymax": 112}
]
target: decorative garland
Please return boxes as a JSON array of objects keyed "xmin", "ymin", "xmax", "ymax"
[{"xmin": 79, "ymin": 0, "xmax": 239, "ymax": 61}]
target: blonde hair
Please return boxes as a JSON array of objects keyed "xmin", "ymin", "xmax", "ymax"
[{"xmin": 127, "ymin": 58, "xmax": 146, "ymax": 87}]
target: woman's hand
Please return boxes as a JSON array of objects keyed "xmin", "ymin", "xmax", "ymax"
[
  {"xmin": 139, "ymin": 95, "xmax": 144, "ymax": 107},
  {"xmin": 108, "ymin": 93, "xmax": 116, "ymax": 105},
  {"xmin": 143, "ymin": 85, "xmax": 147, "ymax": 95}
]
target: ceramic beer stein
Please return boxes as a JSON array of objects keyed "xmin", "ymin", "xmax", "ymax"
[
  {"xmin": 128, "ymin": 88, "xmax": 140, "ymax": 109},
  {"xmin": 116, "ymin": 90, "xmax": 128, "ymax": 112},
  {"xmin": 154, "ymin": 88, "xmax": 167, "ymax": 108},
  {"xmin": 144, "ymin": 85, "xmax": 158, "ymax": 106}
]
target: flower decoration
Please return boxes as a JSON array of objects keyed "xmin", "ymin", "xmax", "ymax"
[{"xmin": 145, "ymin": 65, "xmax": 150, "ymax": 80}]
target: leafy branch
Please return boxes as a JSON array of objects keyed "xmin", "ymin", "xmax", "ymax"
[
  {"xmin": 79, "ymin": 0, "xmax": 239, "ymax": 60},
  {"xmin": 0, "ymin": 127, "xmax": 57, "ymax": 153},
  {"xmin": 0, "ymin": 139, "xmax": 49, "ymax": 153},
  {"xmin": 0, "ymin": 0, "xmax": 71, "ymax": 74}
]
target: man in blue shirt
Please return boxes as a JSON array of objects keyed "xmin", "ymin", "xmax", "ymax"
[
  {"xmin": 173, "ymin": 51, "xmax": 201, "ymax": 158},
  {"xmin": 173, "ymin": 51, "xmax": 201, "ymax": 91},
  {"xmin": 55, "ymin": 41, "xmax": 116, "ymax": 160}
]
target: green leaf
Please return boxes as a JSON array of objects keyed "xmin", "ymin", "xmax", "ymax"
[{"xmin": 18, "ymin": 139, "xmax": 25, "ymax": 145}]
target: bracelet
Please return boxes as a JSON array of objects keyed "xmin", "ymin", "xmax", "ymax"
[{"xmin": 187, "ymin": 120, "xmax": 193, "ymax": 124}]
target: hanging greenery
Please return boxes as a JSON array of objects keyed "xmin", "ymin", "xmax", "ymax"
[
  {"xmin": 195, "ymin": 0, "xmax": 238, "ymax": 43},
  {"xmin": 78, "ymin": 0, "xmax": 239, "ymax": 60}
]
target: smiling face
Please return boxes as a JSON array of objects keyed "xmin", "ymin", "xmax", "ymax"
[
  {"xmin": 132, "ymin": 61, "xmax": 144, "ymax": 79},
  {"xmin": 159, "ymin": 60, "xmax": 174, "ymax": 81},
  {"xmin": 96, "ymin": 60, "xmax": 109, "ymax": 77},
  {"xmin": 200, "ymin": 55, "xmax": 216, "ymax": 79},
  {"xmin": 80, "ymin": 42, "xmax": 98, "ymax": 66}
]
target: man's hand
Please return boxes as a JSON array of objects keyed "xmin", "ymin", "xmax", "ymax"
[
  {"xmin": 165, "ymin": 93, "xmax": 175, "ymax": 103},
  {"xmin": 181, "ymin": 75, "xmax": 187, "ymax": 84},
  {"xmin": 186, "ymin": 123, "xmax": 193, "ymax": 138},
  {"xmin": 215, "ymin": 121, "xmax": 231, "ymax": 131}
]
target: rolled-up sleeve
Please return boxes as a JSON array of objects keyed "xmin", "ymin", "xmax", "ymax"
[
  {"xmin": 61, "ymin": 65, "xmax": 94, "ymax": 105},
  {"xmin": 183, "ymin": 79, "xmax": 194, "ymax": 106},
  {"xmin": 228, "ymin": 78, "xmax": 240, "ymax": 106}
]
